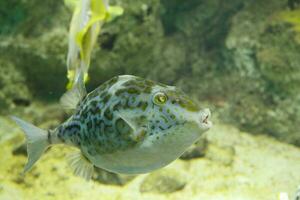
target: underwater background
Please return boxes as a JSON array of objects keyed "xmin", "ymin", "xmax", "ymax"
[{"xmin": 1, "ymin": 0, "xmax": 300, "ymax": 199}]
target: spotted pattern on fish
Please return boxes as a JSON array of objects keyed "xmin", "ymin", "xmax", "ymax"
[{"xmin": 56, "ymin": 76, "xmax": 172, "ymax": 154}]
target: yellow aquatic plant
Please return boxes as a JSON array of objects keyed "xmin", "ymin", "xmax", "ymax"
[
  {"xmin": 65, "ymin": 0, "xmax": 123, "ymax": 89},
  {"xmin": 64, "ymin": 0, "xmax": 78, "ymax": 10}
]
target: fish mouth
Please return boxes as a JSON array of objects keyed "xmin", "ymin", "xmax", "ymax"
[{"xmin": 199, "ymin": 108, "xmax": 212, "ymax": 129}]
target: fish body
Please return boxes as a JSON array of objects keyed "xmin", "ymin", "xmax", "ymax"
[{"xmin": 13, "ymin": 75, "xmax": 212, "ymax": 179}]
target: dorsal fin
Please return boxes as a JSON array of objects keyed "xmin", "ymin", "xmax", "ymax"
[{"xmin": 60, "ymin": 70, "xmax": 87, "ymax": 110}]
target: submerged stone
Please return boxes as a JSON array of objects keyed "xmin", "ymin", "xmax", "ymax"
[{"xmin": 140, "ymin": 169, "xmax": 186, "ymax": 194}]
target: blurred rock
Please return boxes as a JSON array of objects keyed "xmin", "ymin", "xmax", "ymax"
[
  {"xmin": 93, "ymin": 168, "xmax": 136, "ymax": 186},
  {"xmin": 205, "ymin": 143, "xmax": 235, "ymax": 166},
  {"xmin": 0, "ymin": 116, "xmax": 23, "ymax": 145},
  {"xmin": 10, "ymin": 0, "xmax": 70, "ymax": 37},
  {"xmin": 0, "ymin": 59, "xmax": 30, "ymax": 113},
  {"xmin": 12, "ymin": 143, "xmax": 27, "ymax": 156},
  {"xmin": 0, "ymin": 31, "xmax": 68, "ymax": 100},
  {"xmin": 139, "ymin": 169, "xmax": 186, "ymax": 194},
  {"xmin": 258, "ymin": 22, "xmax": 300, "ymax": 94},
  {"xmin": 223, "ymin": 0, "xmax": 300, "ymax": 145},
  {"xmin": 0, "ymin": 0, "xmax": 70, "ymax": 101},
  {"xmin": 180, "ymin": 137, "xmax": 208, "ymax": 160},
  {"xmin": 0, "ymin": 184, "xmax": 23, "ymax": 200}
]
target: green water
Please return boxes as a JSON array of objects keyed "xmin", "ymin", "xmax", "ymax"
[{"xmin": 0, "ymin": 0, "xmax": 300, "ymax": 199}]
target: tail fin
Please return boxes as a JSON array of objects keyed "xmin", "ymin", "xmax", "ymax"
[{"xmin": 11, "ymin": 116, "xmax": 49, "ymax": 173}]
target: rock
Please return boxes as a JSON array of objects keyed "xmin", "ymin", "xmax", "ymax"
[
  {"xmin": 288, "ymin": 0, "xmax": 300, "ymax": 9},
  {"xmin": 222, "ymin": 0, "xmax": 300, "ymax": 145},
  {"xmin": 12, "ymin": 143, "xmax": 27, "ymax": 156},
  {"xmin": 139, "ymin": 169, "xmax": 187, "ymax": 194},
  {"xmin": 180, "ymin": 137, "xmax": 208, "ymax": 160},
  {"xmin": 205, "ymin": 143, "xmax": 235, "ymax": 166},
  {"xmin": 258, "ymin": 22, "xmax": 300, "ymax": 94},
  {"xmin": 0, "ymin": 184, "xmax": 23, "ymax": 200},
  {"xmin": 93, "ymin": 168, "xmax": 136, "ymax": 186},
  {"xmin": 0, "ymin": 0, "xmax": 70, "ymax": 99},
  {"xmin": 0, "ymin": 59, "xmax": 30, "ymax": 113},
  {"xmin": 0, "ymin": 116, "xmax": 23, "ymax": 145}
]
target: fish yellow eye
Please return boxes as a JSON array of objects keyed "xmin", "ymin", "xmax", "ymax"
[{"xmin": 153, "ymin": 92, "xmax": 168, "ymax": 105}]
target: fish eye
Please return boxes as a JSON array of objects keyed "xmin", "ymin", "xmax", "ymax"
[{"xmin": 153, "ymin": 92, "xmax": 168, "ymax": 105}]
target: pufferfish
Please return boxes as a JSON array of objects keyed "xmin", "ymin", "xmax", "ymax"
[{"xmin": 12, "ymin": 75, "xmax": 212, "ymax": 180}]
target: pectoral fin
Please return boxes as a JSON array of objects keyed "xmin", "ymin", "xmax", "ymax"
[
  {"xmin": 118, "ymin": 113, "xmax": 138, "ymax": 131},
  {"xmin": 67, "ymin": 151, "xmax": 94, "ymax": 181},
  {"xmin": 117, "ymin": 113, "xmax": 147, "ymax": 142},
  {"xmin": 131, "ymin": 128, "xmax": 147, "ymax": 142}
]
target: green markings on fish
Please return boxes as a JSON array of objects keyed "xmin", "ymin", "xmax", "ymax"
[{"xmin": 12, "ymin": 75, "xmax": 212, "ymax": 180}]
